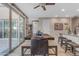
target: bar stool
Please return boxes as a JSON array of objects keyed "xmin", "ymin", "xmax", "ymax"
[
  {"xmin": 60, "ymin": 37, "xmax": 67, "ymax": 47},
  {"xmin": 65, "ymin": 40, "xmax": 72, "ymax": 53},
  {"xmin": 65, "ymin": 42, "xmax": 79, "ymax": 56},
  {"xmin": 58, "ymin": 36, "xmax": 62, "ymax": 43}
]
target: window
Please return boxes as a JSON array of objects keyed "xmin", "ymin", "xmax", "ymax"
[{"xmin": 0, "ymin": 4, "xmax": 9, "ymax": 55}]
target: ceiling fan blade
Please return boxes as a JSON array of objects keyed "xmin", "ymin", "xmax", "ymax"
[
  {"xmin": 41, "ymin": 6, "xmax": 46, "ymax": 11},
  {"xmin": 34, "ymin": 5, "xmax": 40, "ymax": 9},
  {"xmin": 46, "ymin": 3, "xmax": 55, "ymax": 5}
]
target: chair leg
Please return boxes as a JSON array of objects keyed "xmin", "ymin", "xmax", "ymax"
[
  {"xmin": 58, "ymin": 38, "xmax": 60, "ymax": 43},
  {"xmin": 72, "ymin": 47, "xmax": 76, "ymax": 56},
  {"xmin": 21, "ymin": 47, "xmax": 24, "ymax": 56},
  {"xmin": 61, "ymin": 40, "xmax": 63, "ymax": 47},
  {"xmin": 55, "ymin": 46, "xmax": 58, "ymax": 56},
  {"xmin": 65, "ymin": 44, "xmax": 67, "ymax": 53}
]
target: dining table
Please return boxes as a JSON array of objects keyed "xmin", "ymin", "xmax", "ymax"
[
  {"xmin": 21, "ymin": 34, "xmax": 57, "ymax": 56},
  {"xmin": 31, "ymin": 34, "xmax": 55, "ymax": 40}
]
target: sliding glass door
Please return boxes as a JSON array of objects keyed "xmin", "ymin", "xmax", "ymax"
[
  {"xmin": 0, "ymin": 4, "xmax": 9, "ymax": 55},
  {"xmin": 0, "ymin": 4, "xmax": 25, "ymax": 55},
  {"xmin": 19, "ymin": 16, "xmax": 24, "ymax": 43},
  {"xmin": 11, "ymin": 10, "xmax": 25, "ymax": 49},
  {"xmin": 11, "ymin": 10, "xmax": 19, "ymax": 49}
]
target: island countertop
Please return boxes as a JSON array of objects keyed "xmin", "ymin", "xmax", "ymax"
[{"xmin": 62, "ymin": 34, "xmax": 79, "ymax": 44}]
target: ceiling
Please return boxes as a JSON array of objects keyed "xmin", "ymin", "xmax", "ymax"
[{"xmin": 15, "ymin": 3, "xmax": 79, "ymax": 19}]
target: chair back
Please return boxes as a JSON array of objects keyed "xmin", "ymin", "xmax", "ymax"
[{"xmin": 31, "ymin": 39, "xmax": 48, "ymax": 56}]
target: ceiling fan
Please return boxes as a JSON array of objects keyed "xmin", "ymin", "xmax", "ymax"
[{"xmin": 33, "ymin": 3, "xmax": 55, "ymax": 11}]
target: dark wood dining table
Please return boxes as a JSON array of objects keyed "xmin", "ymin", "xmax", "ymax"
[
  {"xmin": 31, "ymin": 34, "xmax": 55, "ymax": 40},
  {"xmin": 31, "ymin": 34, "xmax": 56, "ymax": 56},
  {"xmin": 21, "ymin": 34, "xmax": 57, "ymax": 56}
]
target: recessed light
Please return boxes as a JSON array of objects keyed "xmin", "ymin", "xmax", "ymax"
[
  {"xmin": 61, "ymin": 9, "xmax": 65, "ymax": 12},
  {"xmin": 76, "ymin": 9, "xmax": 79, "ymax": 11}
]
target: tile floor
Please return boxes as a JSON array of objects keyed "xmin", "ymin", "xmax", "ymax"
[{"xmin": 8, "ymin": 38, "xmax": 74, "ymax": 56}]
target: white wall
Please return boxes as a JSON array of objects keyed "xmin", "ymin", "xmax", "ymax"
[
  {"xmin": 39, "ymin": 19, "xmax": 51, "ymax": 35},
  {"xmin": 38, "ymin": 17, "xmax": 71, "ymax": 37},
  {"xmin": 51, "ymin": 17, "xmax": 71, "ymax": 37},
  {"xmin": 72, "ymin": 18, "xmax": 79, "ymax": 32},
  {"xmin": 32, "ymin": 21, "xmax": 39, "ymax": 34}
]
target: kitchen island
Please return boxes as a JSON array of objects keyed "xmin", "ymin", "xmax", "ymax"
[{"xmin": 62, "ymin": 34, "xmax": 79, "ymax": 44}]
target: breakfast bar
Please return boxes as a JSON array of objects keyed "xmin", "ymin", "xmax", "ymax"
[{"xmin": 59, "ymin": 34, "xmax": 79, "ymax": 55}]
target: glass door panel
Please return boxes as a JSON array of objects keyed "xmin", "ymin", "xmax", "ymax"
[
  {"xmin": 11, "ymin": 10, "xmax": 19, "ymax": 49},
  {"xmin": 0, "ymin": 4, "xmax": 9, "ymax": 55},
  {"xmin": 19, "ymin": 16, "xmax": 24, "ymax": 43}
]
